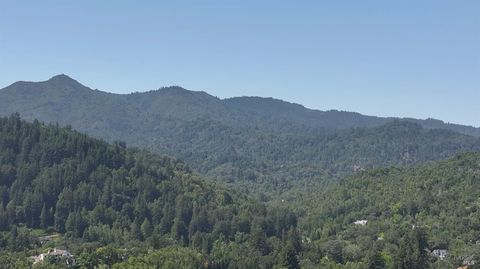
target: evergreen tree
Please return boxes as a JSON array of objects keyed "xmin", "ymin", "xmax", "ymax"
[
  {"xmin": 141, "ymin": 218, "xmax": 152, "ymax": 239},
  {"xmin": 40, "ymin": 204, "xmax": 48, "ymax": 229},
  {"xmin": 8, "ymin": 226, "xmax": 17, "ymax": 251},
  {"xmin": 394, "ymin": 229, "xmax": 429, "ymax": 269},
  {"xmin": 365, "ymin": 249, "xmax": 386, "ymax": 269},
  {"xmin": 130, "ymin": 219, "xmax": 142, "ymax": 241},
  {"xmin": 54, "ymin": 192, "xmax": 70, "ymax": 233},
  {"xmin": 0, "ymin": 204, "xmax": 8, "ymax": 230},
  {"xmin": 281, "ymin": 243, "xmax": 300, "ymax": 269},
  {"xmin": 172, "ymin": 217, "xmax": 188, "ymax": 245},
  {"xmin": 65, "ymin": 212, "xmax": 76, "ymax": 234},
  {"xmin": 250, "ymin": 224, "xmax": 268, "ymax": 255},
  {"xmin": 159, "ymin": 204, "xmax": 174, "ymax": 234}
]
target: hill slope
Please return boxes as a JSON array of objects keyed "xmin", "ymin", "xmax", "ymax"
[
  {"xmin": 1, "ymin": 75, "xmax": 480, "ymax": 194},
  {"xmin": 0, "ymin": 115, "xmax": 300, "ymax": 268},
  {"xmin": 296, "ymin": 152, "xmax": 480, "ymax": 268}
]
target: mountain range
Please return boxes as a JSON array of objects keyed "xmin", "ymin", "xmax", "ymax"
[
  {"xmin": 1, "ymin": 75, "xmax": 479, "ymax": 193},
  {"xmin": 2, "ymin": 75, "xmax": 479, "ymax": 135}
]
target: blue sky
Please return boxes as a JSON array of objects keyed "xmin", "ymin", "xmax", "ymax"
[{"xmin": 1, "ymin": 0, "xmax": 479, "ymax": 126}]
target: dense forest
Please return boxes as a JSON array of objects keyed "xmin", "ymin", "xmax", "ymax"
[
  {"xmin": 1, "ymin": 115, "xmax": 479, "ymax": 268},
  {"xmin": 168, "ymin": 119, "xmax": 480, "ymax": 195},
  {"xmin": 1, "ymin": 75, "xmax": 480, "ymax": 195},
  {"xmin": 0, "ymin": 115, "xmax": 301, "ymax": 268},
  {"xmin": 294, "ymin": 152, "xmax": 480, "ymax": 269}
]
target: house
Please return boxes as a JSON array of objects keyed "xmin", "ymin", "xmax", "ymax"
[
  {"xmin": 50, "ymin": 248, "xmax": 71, "ymax": 257},
  {"xmin": 30, "ymin": 254, "xmax": 44, "ymax": 264},
  {"xmin": 352, "ymin": 165, "xmax": 365, "ymax": 173},
  {"xmin": 432, "ymin": 249, "xmax": 448, "ymax": 260},
  {"xmin": 30, "ymin": 248, "xmax": 75, "ymax": 265},
  {"xmin": 353, "ymin": 220, "xmax": 368, "ymax": 226}
]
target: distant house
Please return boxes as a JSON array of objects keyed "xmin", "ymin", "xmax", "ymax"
[
  {"xmin": 432, "ymin": 249, "xmax": 448, "ymax": 260},
  {"xmin": 352, "ymin": 165, "xmax": 365, "ymax": 173},
  {"xmin": 30, "ymin": 254, "xmax": 43, "ymax": 264},
  {"xmin": 353, "ymin": 220, "xmax": 368, "ymax": 226},
  {"xmin": 30, "ymin": 248, "xmax": 75, "ymax": 265}
]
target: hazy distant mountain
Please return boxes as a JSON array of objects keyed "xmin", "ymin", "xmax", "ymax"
[
  {"xmin": 3, "ymin": 75, "xmax": 479, "ymax": 134},
  {"xmin": 224, "ymin": 96, "xmax": 390, "ymax": 129},
  {"xmin": 224, "ymin": 96, "xmax": 480, "ymax": 136},
  {"xmin": 1, "ymin": 75, "xmax": 479, "ymax": 192}
]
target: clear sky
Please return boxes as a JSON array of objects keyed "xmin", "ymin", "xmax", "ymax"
[{"xmin": 1, "ymin": 0, "xmax": 479, "ymax": 126}]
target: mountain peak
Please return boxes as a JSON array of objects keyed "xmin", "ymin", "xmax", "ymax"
[
  {"xmin": 140, "ymin": 86, "xmax": 218, "ymax": 102},
  {"xmin": 47, "ymin": 74, "xmax": 79, "ymax": 84},
  {"xmin": 158, "ymin": 86, "xmax": 192, "ymax": 95},
  {"xmin": 41, "ymin": 74, "xmax": 90, "ymax": 93}
]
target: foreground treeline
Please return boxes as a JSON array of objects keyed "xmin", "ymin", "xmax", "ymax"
[{"xmin": 0, "ymin": 115, "xmax": 300, "ymax": 268}]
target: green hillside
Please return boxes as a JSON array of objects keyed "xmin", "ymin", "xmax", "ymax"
[
  {"xmin": 296, "ymin": 152, "xmax": 480, "ymax": 269},
  {"xmin": 0, "ymin": 115, "xmax": 479, "ymax": 268},
  {"xmin": 1, "ymin": 76, "xmax": 479, "ymax": 195},
  {"xmin": 0, "ymin": 115, "xmax": 300, "ymax": 268}
]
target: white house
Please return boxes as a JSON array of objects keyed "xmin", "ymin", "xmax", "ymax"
[
  {"xmin": 30, "ymin": 248, "xmax": 74, "ymax": 265},
  {"xmin": 353, "ymin": 220, "xmax": 368, "ymax": 226},
  {"xmin": 432, "ymin": 249, "xmax": 448, "ymax": 260}
]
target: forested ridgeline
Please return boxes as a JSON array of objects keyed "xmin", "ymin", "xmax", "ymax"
[
  {"xmin": 0, "ymin": 115, "xmax": 300, "ymax": 268},
  {"xmin": 176, "ymin": 119, "xmax": 480, "ymax": 192},
  {"xmin": 1, "ymin": 75, "xmax": 480, "ymax": 196}
]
